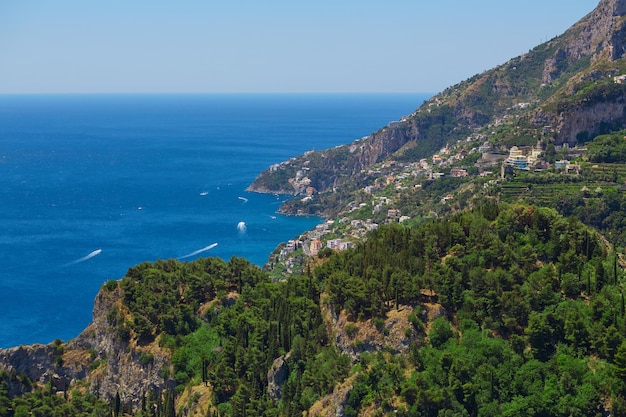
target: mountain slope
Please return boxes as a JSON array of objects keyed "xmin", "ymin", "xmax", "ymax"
[
  {"xmin": 6, "ymin": 1, "xmax": 626, "ymax": 416},
  {"xmin": 248, "ymin": 0, "xmax": 626, "ymax": 217},
  {"xmin": 3, "ymin": 202, "xmax": 626, "ymax": 416}
]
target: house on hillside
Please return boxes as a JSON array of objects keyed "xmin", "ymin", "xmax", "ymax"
[
  {"xmin": 479, "ymin": 142, "xmax": 492, "ymax": 153},
  {"xmin": 450, "ymin": 168, "xmax": 468, "ymax": 178},
  {"xmin": 309, "ymin": 239, "xmax": 323, "ymax": 256},
  {"xmin": 506, "ymin": 145, "xmax": 542, "ymax": 170},
  {"xmin": 388, "ymin": 208, "xmax": 401, "ymax": 218}
]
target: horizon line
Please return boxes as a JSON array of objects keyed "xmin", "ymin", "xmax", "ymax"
[{"xmin": 0, "ymin": 91, "xmax": 434, "ymax": 96}]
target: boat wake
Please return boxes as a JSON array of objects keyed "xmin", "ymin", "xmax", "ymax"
[
  {"xmin": 179, "ymin": 243, "xmax": 218, "ymax": 260},
  {"xmin": 238, "ymin": 196, "xmax": 249, "ymax": 203},
  {"xmin": 63, "ymin": 249, "xmax": 102, "ymax": 267}
]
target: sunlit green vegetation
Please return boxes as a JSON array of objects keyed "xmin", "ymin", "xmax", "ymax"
[{"xmin": 4, "ymin": 201, "xmax": 626, "ymax": 416}]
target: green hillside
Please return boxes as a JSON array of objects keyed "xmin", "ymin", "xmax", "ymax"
[
  {"xmin": 249, "ymin": 0, "xmax": 626, "ymax": 219},
  {"xmin": 8, "ymin": 1, "xmax": 626, "ymax": 416},
  {"xmin": 4, "ymin": 203, "xmax": 626, "ymax": 416}
]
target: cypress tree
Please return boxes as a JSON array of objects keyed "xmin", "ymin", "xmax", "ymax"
[
  {"xmin": 114, "ymin": 392, "xmax": 121, "ymax": 417},
  {"xmin": 202, "ymin": 358, "xmax": 209, "ymax": 386}
]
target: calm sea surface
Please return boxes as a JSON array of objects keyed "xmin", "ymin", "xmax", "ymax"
[{"xmin": 0, "ymin": 93, "xmax": 430, "ymax": 348}]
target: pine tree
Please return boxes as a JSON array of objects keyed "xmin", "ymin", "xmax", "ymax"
[{"xmin": 614, "ymin": 342, "xmax": 626, "ymax": 382}]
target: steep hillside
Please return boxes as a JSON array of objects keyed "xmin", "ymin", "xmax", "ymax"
[
  {"xmin": 248, "ymin": 0, "xmax": 626, "ymax": 217},
  {"xmin": 7, "ymin": 1, "xmax": 626, "ymax": 416},
  {"xmin": 3, "ymin": 203, "xmax": 626, "ymax": 416}
]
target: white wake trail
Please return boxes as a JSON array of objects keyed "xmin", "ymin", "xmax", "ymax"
[
  {"xmin": 64, "ymin": 249, "xmax": 102, "ymax": 266},
  {"xmin": 179, "ymin": 243, "xmax": 218, "ymax": 260}
]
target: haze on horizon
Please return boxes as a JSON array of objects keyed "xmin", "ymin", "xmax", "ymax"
[{"xmin": 0, "ymin": 0, "xmax": 598, "ymax": 94}]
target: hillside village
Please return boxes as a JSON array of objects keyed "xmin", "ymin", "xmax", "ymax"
[{"xmin": 268, "ymin": 134, "xmax": 590, "ymax": 277}]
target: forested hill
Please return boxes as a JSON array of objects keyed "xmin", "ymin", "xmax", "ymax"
[
  {"xmin": 7, "ymin": 0, "xmax": 626, "ymax": 416},
  {"xmin": 3, "ymin": 202, "xmax": 626, "ymax": 416},
  {"xmin": 248, "ymin": 0, "xmax": 626, "ymax": 217}
]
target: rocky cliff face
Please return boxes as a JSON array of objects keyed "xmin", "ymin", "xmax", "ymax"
[
  {"xmin": 542, "ymin": 0, "xmax": 626, "ymax": 85},
  {"xmin": 0, "ymin": 342, "xmax": 87, "ymax": 397},
  {"xmin": 535, "ymin": 99, "xmax": 626, "ymax": 144},
  {"xmin": 70, "ymin": 287, "xmax": 173, "ymax": 408},
  {"xmin": 0, "ymin": 285, "xmax": 172, "ymax": 409},
  {"xmin": 354, "ymin": 122, "xmax": 420, "ymax": 170},
  {"xmin": 321, "ymin": 302, "xmax": 420, "ymax": 362},
  {"xmin": 249, "ymin": 0, "xmax": 626, "ymax": 206},
  {"xmin": 570, "ymin": 0, "xmax": 626, "ymax": 61}
]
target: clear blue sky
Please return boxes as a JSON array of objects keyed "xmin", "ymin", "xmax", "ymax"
[{"xmin": 0, "ymin": 0, "xmax": 599, "ymax": 94}]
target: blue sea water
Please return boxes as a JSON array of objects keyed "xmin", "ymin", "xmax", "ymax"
[{"xmin": 0, "ymin": 93, "xmax": 430, "ymax": 348}]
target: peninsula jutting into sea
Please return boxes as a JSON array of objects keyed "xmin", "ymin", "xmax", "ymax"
[
  {"xmin": 4, "ymin": 0, "xmax": 626, "ymax": 415},
  {"xmin": 0, "ymin": 93, "xmax": 423, "ymax": 349}
]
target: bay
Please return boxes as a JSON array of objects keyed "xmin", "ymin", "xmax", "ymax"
[{"xmin": 0, "ymin": 93, "xmax": 429, "ymax": 348}]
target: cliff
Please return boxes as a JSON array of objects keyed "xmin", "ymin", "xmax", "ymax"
[
  {"xmin": 69, "ymin": 286, "xmax": 173, "ymax": 407},
  {"xmin": 248, "ymin": 0, "xmax": 626, "ymax": 216},
  {"xmin": 0, "ymin": 284, "xmax": 173, "ymax": 409}
]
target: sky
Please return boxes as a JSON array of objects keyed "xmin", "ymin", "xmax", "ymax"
[{"xmin": 0, "ymin": 0, "xmax": 600, "ymax": 94}]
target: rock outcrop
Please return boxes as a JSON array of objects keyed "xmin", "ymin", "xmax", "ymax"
[
  {"xmin": 267, "ymin": 352, "xmax": 291, "ymax": 402},
  {"xmin": 0, "ymin": 342, "xmax": 87, "ymax": 397},
  {"xmin": 542, "ymin": 0, "xmax": 626, "ymax": 85},
  {"xmin": 72, "ymin": 287, "xmax": 173, "ymax": 407},
  {"xmin": 322, "ymin": 302, "xmax": 420, "ymax": 362},
  {"xmin": 0, "ymin": 285, "xmax": 173, "ymax": 409},
  {"xmin": 547, "ymin": 100, "xmax": 626, "ymax": 144}
]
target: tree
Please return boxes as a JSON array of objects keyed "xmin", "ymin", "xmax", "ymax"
[
  {"xmin": 429, "ymin": 317, "xmax": 454, "ymax": 348},
  {"xmin": 614, "ymin": 342, "xmax": 626, "ymax": 381},
  {"xmin": 114, "ymin": 392, "xmax": 121, "ymax": 417}
]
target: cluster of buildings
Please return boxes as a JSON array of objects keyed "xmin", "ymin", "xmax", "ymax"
[
  {"xmin": 502, "ymin": 144, "xmax": 582, "ymax": 173},
  {"xmin": 273, "ymin": 135, "xmax": 589, "ymax": 275},
  {"xmin": 276, "ymin": 218, "xmax": 360, "ymax": 270}
]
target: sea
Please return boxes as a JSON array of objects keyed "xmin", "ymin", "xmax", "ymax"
[{"xmin": 0, "ymin": 93, "xmax": 430, "ymax": 348}]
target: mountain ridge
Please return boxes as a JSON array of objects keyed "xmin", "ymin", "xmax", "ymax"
[
  {"xmin": 248, "ymin": 0, "xmax": 626, "ymax": 217},
  {"xmin": 5, "ymin": 1, "xmax": 626, "ymax": 416}
]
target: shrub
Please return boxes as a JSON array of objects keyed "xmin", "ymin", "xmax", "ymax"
[
  {"xmin": 345, "ymin": 322, "xmax": 358, "ymax": 338},
  {"xmin": 373, "ymin": 317, "xmax": 385, "ymax": 332},
  {"xmin": 429, "ymin": 317, "xmax": 454, "ymax": 348},
  {"xmin": 139, "ymin": 352, "xmax": 154, "ymax": 366},
  {"xmin": 104, "ymin": 280, "xmax": 118, "ymax": 291}
]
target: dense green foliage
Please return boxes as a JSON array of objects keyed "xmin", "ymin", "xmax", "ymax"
[
  {"xmin": 313, "ymin": 203, "xmax": 626, "ymax": 416},
  {"xmin": 4, "ymin": 201, "xmax": 626, "ymax": 416},
  {"xmin": 197, "ymin": 271, "xmax": 350, "ymax": 416},
  {"xmin": 118, "ymin": 256, "xmax": 267, "ymax": 341},
  {"xmin": 499, "ymin": 163, "xmax": 626, "ymax": 246},
  {"xmin": 0, "ymin": 257, "xmax": 351, "ymax": 416},
  {"xmin": 587, "ymin": 130, "xmax": 626, "ymax": 163},
  {"xmin": 120, "ymin": 256, "xmax": 350, "ymax": 415}
]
